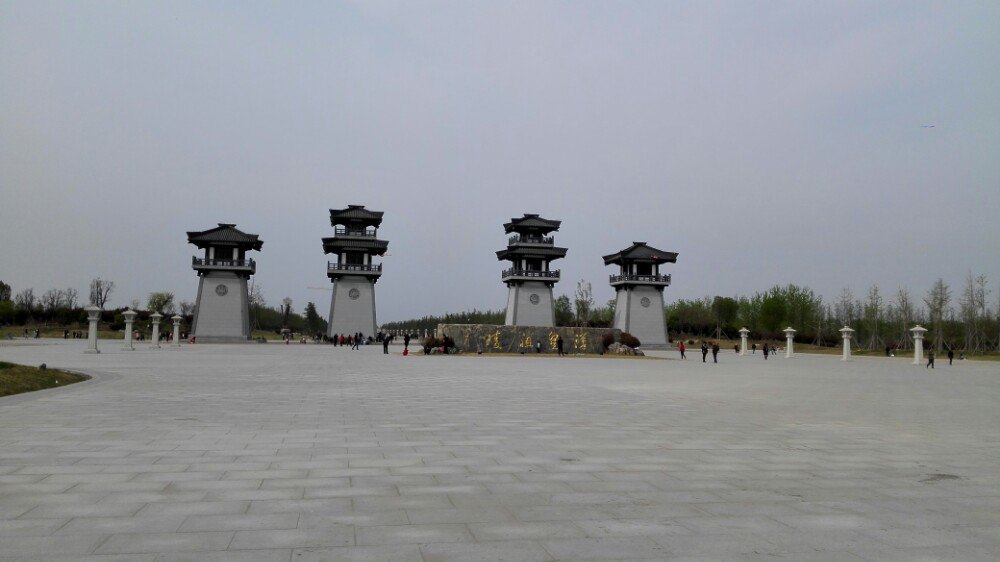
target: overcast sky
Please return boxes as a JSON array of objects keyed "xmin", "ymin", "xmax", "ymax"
[{"xmin": 2, "ymin": 1, "xmax": 998, "ymax": 321}]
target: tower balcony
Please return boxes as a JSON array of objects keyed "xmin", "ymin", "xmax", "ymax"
[
  {"xmin": 333, "ymin": 227, "xmax": 376, "ymax": 238},
  {"xmin": 508, "ymin": 234, "xmax": 554, "ymax": 246},
  {"xmin": 192, "ymin": 257, "xmax": 256, "ymax": 274},
  {"xmin": 502, "ymin": 268, "xmax": 560, "ymax": 282},
  {"xmin": 609, "ymin": 273, "xmax": 671, "ymax": 287},
  {"xmin": 328, "ymin": 262, "xmax": 383, "ymax": 278}
]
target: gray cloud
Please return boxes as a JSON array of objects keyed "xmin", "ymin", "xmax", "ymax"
[{"xmin": 1, "ymin": 1, "xmax": 997, "ymax": 320}]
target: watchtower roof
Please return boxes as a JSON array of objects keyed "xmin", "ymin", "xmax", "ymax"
[
  {"xmin": 322, "ymin": 237, "xmax": 389, "ymax": 255},
  {"xmin": 496, "ymin": 246, "xmax": 568, "ymax": 261},
  {"xmin": 603, "ymin": 242, "xmax": 677, "ymax": 265},
  {"xmin": 330, "ymin": 205, "xmax": 384, "ymax": 227},
  {"xmin": 187, "ymin": 224, "xmax": 263, "ymax": 250},
  {"xmin": 503, "ymin": 213, "xmax": 561, "ymax": 234}
]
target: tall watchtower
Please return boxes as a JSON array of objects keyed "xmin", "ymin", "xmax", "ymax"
[
  {"xmin": 496, "ymin": 214, "xmax": 567, "ymax": 326},
  {"xmin": 322, "ymin": 205, "xmax": 388, "ymax": 338},
  {"xmin": 187, "ymin": 224, "xmax": 263, "ymax": 342},
  {"xmin": 603, "ymin": 242, "xmax": 677, "ymax": 349}
]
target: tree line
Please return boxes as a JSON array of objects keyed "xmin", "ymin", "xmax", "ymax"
[
  {"xmin": 0, "ymin": 279, "xmax": 327, "ymax": 337},
  {"xmin": 382, "ymin": 274, "xmax": 999, "ymax": 354}
]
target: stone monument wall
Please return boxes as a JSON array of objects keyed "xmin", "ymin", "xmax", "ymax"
[{"xmin": 438, "ymin": 324, "xmax": 620, "ymax": 354}]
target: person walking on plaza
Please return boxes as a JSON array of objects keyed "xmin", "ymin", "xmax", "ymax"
[
  {"xmin": 404, "ymin": 333, "xmax": 411, "ymax": 352},
  {"xmin": 712, "ymin": 342, "xmax": 720, "ymax": 363},
  {"xmin": 947, "ymin": 349, "xmax": 954, "ymax": 365},
  {"xmin": 701, "ymin": 341, "xmax": 709, "ymax": 363},
  {"xmin": 763, "ymin": 343, "xmax": 769, "ymax": 360},
  {"xmin": 556, "ymin": 335, "xmax": 564, "ymax": 356},
  {"xmin": 752, "ymin": 343, "xmax": 757, "ymax": 354},
  {"xmin": 382, "ymin": 334, "xmax": 390, "ymax": 354},
  {"xmin": 678, "ymin": 341, "xmax": 686, "ymax": 359},
  {"xmin": 927, "ymin": 349, "xmax": 935, "ymax": 369}
]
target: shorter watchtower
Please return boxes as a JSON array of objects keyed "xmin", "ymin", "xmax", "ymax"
[
  {"xmin": 187, "ymin": 224, "xmax": 263, "ymax": 342},
  {"xmin": 322, "ymin": 205, "xmax": 388, "ymax": 338},
  {"xmin": 496, "ymin": 214, "xmax": 567, "ymax": 326},
  {"xmin": 603, "ymin": 242, "xmax": 677, "ymax": 349}
]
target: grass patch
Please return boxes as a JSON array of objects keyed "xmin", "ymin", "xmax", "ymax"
[
  {"xmin": 1, "ymin": 326, "xmax": 120, "ymax": 340},
  {"xmin": 0, "ymin": 362, "xmax": 89, "ymax": 398}
]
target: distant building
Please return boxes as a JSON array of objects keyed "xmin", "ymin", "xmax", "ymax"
[
  {"xmin": 496, "ymin": 214, "xmax": 567, "ymax": 327},
  {"xmin": 603, "ymin": 242, "xmax": 677, "ymax": 349},
  {"xmin": 187, "ymin": 224, "xmax": 263, "ymax": 342},
  {"xmin": 322, "ymin": 205, "xmax": 387, "ymax": 338}
]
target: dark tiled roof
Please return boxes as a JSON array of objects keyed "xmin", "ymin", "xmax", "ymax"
[
  {"xmin": 330, "ymin": 205, "xmax": 384, "ymax": 227},
  {"xmin": 187, "ymin": 224, "xmax": 263, "ymax": 250},
  {"xmin": 503, "ymin": 214, "xmax": 561, "ymax": 234},
  {"xmin": 496, "ymin": 246, "xmax": 568, "ymax": 261},
  {"xmin": 603, "ymin": 242, "xmax": 677, "ymax": 265},
  {"xmin": 322, "ymin": 237, "xmax": 389, "ymax": 254}
]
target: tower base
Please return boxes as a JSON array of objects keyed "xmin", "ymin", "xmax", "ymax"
[
  {"xmin": 505, "ymin": 281, "xmax": 555, "ymax": 327},
  {"xmin": 328, "ymin": 276, "xmax": 377, "ymax": 338},
  {"xmin": 612, "ymin": 285, "xmax": 669, "ymax": 349},
  {"xmin": 192, "ymin": 272, "xmax": 251, "ymax": 342}
]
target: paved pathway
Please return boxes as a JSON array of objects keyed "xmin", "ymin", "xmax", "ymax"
[{"xmin": 0, "ymin": 340, "xmax": 998, "ymax": 560}]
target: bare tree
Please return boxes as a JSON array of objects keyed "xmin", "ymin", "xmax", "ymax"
[
  {"xmin": 14, "ymin": 288, "xmax": 35, "ymax": 310},
  {"xmin": 834, "ymin": 288, "xmax": 856, "ymax": 327},
  {"xmin": 864, "ymin": 285, "xmax": 884, "ymax": 350},
  {"xmin": 960, "ymin": 272, "xmax": 990, "ymax": 353},
  {"xmin": 923, "ymin": 278, "xmax": 952, "ymax": 352},
  {"xmin": 573, "ymin": 280, "xmax": 593, "ymax": 327},
  {"xmin": 893, "ymin": 288, "xmax": 915, "ymax": 349},
  {"xmin": 130, "ymin": 299, "xmax": 141, "ymax": 311},
  {"xmin": 281, "ymin": 297, "xmax": 293, "ymax": 328},
  {"xmin": 249, "ymin": 283, "xmax": 265, "ymax": 308},
  {"xmin": 64, "ymin": 288, "xmax": 79, "ymax": 309},
  {"xmin": 89, "ymin": 278, "xmax": 114, "ymax": 309},
  {"xmin": 178, "ymin": 300, "xmax": 194, "ymax": 318},
  {"xmin": 41, "ymin": 289, "xmax": 66, "ymax": 312},
  {"xmin": 0, "ymin": 280, "xmax": 11, "ymax": 302}
]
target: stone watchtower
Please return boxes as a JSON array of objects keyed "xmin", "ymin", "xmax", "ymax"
[
  {"xmin": 496, "ymin": 214, "xmax": 567, "ymax": 326},
  {"xmin": 322, "ymin": 205, "xmax": 388, "ymax": 338},
  {"xmin": 187, "ymin": 224, "xmax": 263, "ymax": 342},
  {"xmin": 603, "ymin": 242, "xmax": 677, "ymax": 349}
]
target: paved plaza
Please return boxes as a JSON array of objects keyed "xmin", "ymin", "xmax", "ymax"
[{"xmin": 0, "ymin": 340, "xmax": 998, "ymax": 561}]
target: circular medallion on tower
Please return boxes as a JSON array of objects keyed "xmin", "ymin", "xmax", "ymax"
[
  {"xmin": 640, "ymin": 297, "xmax": 651, "ymax": 308},
  {"xmin": 349, "ymin": 288, "xmax": 361, "ymax": 300},
  {"xmin": 529, "ymin": 293, "xmax": 540, "ymax": 305},
  {"xmin": 215, "ymin": 284, "xmax": 228, "ymax": 296}
]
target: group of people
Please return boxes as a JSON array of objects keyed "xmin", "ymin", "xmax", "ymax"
[
  {"xmin": 330, "ymin": 332, "xmax": 368, "ymax": 349},
  {"xmin": 675, "ymin": 340, "xmax": 779, "ymax": 363}
]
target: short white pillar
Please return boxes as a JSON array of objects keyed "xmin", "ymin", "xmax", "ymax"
[
  {"xmin": 84, "ymin": 306, "xmax": 101, "ymax": 354},
  {"xmin": 150, "ymin": 313, "xmax": 162, "ymax": 349},
  {"xmin": 171, "ymin": 315, "xmax": 183, "ymax": 348},
  {"xmin": 738, "ymin": 327, "xmax": 749, "ymax": 356},
  {"xmin": 839, "ymin": 326, "xmax": 854, "ymax": 361},
  {"xmin": 784, "ymin": 327, "xmax": 796, "ymax": 358},
  {"xmin": 122, "ymin": 309, "xmax": 137, "ymax": 351},
  {"xmin": 910, "ymin": 325, "xmax": 927, "ymax": 365}
]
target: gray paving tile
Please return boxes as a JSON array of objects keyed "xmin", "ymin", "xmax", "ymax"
[
  {"xmin": 229, "ymin": 527, "xmax": 353, "ymax": 549},
  {"xmin": 356, "ymin": 524, "xmax": 474, "ymax": 545},
  {"xmin": 421, "ymin": 540, "xmax": 555, "ymax": 561},
  {"xmin": 95, "ymin": 531, "xmax": 235, "ymax": 554}
]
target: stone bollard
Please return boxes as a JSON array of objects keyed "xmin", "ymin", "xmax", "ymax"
[
  {"xmin": 150, "ymin": 313, "xmax": 162, "ymax": 349},
  {"xmin": 122, "ymin": 309, "xmax": 137, "ymax": 351},
  {"xmin": 171, "ymin": 315, "xmax": 183, "ymax": 348},
  {"xmin": 84, "ymin": 306, "xmax": 101, "ymax": 354},
  {"xmin": 839, "ymin": 326, "xmax": 854, "ymax": 361},
  {"xmin": 784, "ymin": 327, "xmax": 796, "ymax": 358},
  {"xmin": 910, "ymin": 325, "xmax": 927, "ymax": 365},
  {"xmin": 738, "ymin": 327, "xmax": 749, "ymax": 356}
]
